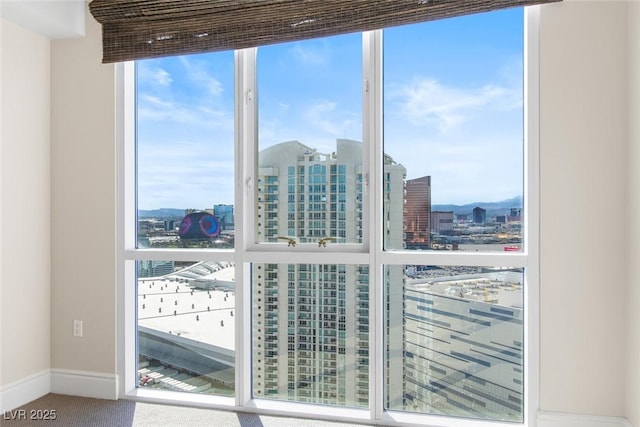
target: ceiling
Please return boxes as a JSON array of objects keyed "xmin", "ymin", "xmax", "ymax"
[{"xmin": 1, "ymin": 0, "xmax": 86, "ymax": 40}]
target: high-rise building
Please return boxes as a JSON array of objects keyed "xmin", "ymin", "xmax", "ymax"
[
  {"xmin": 431, "ymin": 210, "xmax": 454, "ymax": 235},
  {"xmin": 509, "ymin": 208, "xmax": 522, "ymax": 222},
  {"xmin": 164, "ymin": 219, "xmax": 177, "ymax": 231},
  {"xmin": 138, "ymin": 260, "xmax": 175, "ymax": 278},
  {"xmin": 252, "ymin": 139, "xmax": 405, "ymax": 407},
  {"xmin": 473, "ymin": 206, "xmax": 487, "ymax": 224},
  {"xmin": 213, "ymin": 204, "xmax": 234, "ymax": 230},
  {"xmin": 399, "ymin": 269, "xmax": 524, "ymax": 421},
  {"xmin": 404, "ymin": 176, "xmax": 432, "ymax": 249}
]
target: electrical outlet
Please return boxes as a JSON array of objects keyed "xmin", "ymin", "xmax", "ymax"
[{"xmin": 73, "ymin": 320, "xmax": 83, "ymax": 337}]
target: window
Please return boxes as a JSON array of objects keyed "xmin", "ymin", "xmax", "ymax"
[
  {"xmin": 121, "ymin": 7, "xmax": 538, "ymax": 426},
  {"xmin": 255, "ymin": 33, "xmax": 365, "ymax": 246},
  {"xmin": 382, "ymin": 9, "xmax": 528, "ymax": 422},
  {"xmin": 136, "ymin": 259, "xmax": 236, "ymax": 396},
  {"xmin": 132, "ymin": 51, "xmax": 237, "ymax": 398},
  {"xmin": 136, "ymin": 52, "xmax": 235, "ymax": 250}
]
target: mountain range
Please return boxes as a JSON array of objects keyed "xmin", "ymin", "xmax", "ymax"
[
  {"xmin": 139, "ymin": 196, "xmax": 522, "ymax": 219},
  {"xmin": 138, "ymin": 208, "xmax": 186, "ymax": 218},
  {"xmin": 432, "ymin": 196, "xmax": 523, "ymax": 216}
]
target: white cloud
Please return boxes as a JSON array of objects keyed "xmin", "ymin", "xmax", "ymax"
[
  {"xmin": 303, "ymin": 100, "xmax": 338, "ymax": 133},
  {"xmin": 179, "ymin": 56, "xmax": 224, "ymax": 96},
  {"xmin": 303, "ymin": 100, "xmax": 359, "ymax": 138},
  {"xmin": 138, "ymin": 94, "xmax": 233, "ymax": 131},
  {"xmin": 140, "ymin": 94, "xmax": 173, "ymax": 108},
  {"xmin": 153, "ymin": 68, "xmax": 172, "ymax": 86},
  {"xmin": 277, "ymin": 102, "xmax": 290, "ymax": 113},
  {"xmin": 384, "ymin": 128, "xmax": 523, "ymax": 205},
  {"xmin": 258, "ymin": 98, "xmax": 361, "ymax": 154},
  {"xmin": 136, "ymin": 56, "xmax": 235, "ymax": 209},
  {"xmin": 388, "ymin": 78, "xmax": 519, "ymax": 133},
  {"xmin": 289, "ymin": 42, "xmax": 329, "ymax": 66},
  {"xmin": 138, "ymin": 104, "xmax": 196, "ymax": 124},
  {"xmin": 138, "ymin": 64, "xmax": 173, "ymax": 87},
  {"xmin": 137, "ymin": 142, "xmax": 235, "ymax": 209}
]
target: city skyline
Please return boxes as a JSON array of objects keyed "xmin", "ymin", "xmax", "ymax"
[
  {"xmin": 135, "ymin": 137, "xmax": 522, "ymax": 416},
  {"xmin": 136, "ymin": 8, "xmax": 524, "ymax": 210},
  {"xmin": 136, "ymin": 194, "xmax": 523, "ymax": 216}
]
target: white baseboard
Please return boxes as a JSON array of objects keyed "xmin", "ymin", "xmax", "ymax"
[
  {"xmin": 0, "ymin": 370, "xmax": 51, "ymax": 413},
  {"xmin": 50, "ymin": 369, "xmax": 118, "ymax": 400},
  {"xmin": 538, "ymin": 411, "xmax": 633, "ymax": 427},
  {"xmin": 1, "ymin": 376, "xmax": 634, "ymax": 427}
]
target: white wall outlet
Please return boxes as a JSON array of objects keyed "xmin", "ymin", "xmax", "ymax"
[{"xmin": 73, "ymin": 320, "xmax": 83, "ymax": 337}]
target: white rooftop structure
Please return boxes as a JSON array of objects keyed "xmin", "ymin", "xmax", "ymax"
[{"xmin": 138, "ymin": 261, "xmax": 236, "ymax": 350}]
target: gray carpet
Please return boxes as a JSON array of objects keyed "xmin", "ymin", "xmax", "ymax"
[{"xmin": 2, "ymin": 394, "xmax": 376, "ymax": 427}]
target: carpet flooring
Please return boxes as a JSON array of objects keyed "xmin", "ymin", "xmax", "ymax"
[{"xmin": 2, "ymin": 394, "xmax": 376, "ymax": 427}]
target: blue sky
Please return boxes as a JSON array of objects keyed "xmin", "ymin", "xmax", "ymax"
[{"xmin": 137, "ymin": 8, "xmax": 523, "ymax": 210}]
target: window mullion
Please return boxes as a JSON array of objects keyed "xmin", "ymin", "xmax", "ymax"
[
  {"xmin": 380, "ymin": 251, "xmax": 529, "ymax": 268},
  {"xmin": 524, "ymin": 6, "xmax": 541, "ymax": 426},
  {"xmin": 237, "ymin": 48, "xmax": 258, "ymax": 253},
  {"xmin": 235, "ymin": 47, "xmax": 257, "ymax": 407},
  {"xmin": 363, "ymin": 29, "xmax": 384, "ymax": 421},
  {"xmin": 118, "ymin": 61, "xmax": 138, "ymax": 396}
]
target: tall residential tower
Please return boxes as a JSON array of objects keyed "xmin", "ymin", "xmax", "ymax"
[
  {"xmin": 404, "ymin": 176, "xmax": 432, "ymax": 249},
  {"xmin": 252, "ymin": 139, "xmax": 406, "ymax": 406}
]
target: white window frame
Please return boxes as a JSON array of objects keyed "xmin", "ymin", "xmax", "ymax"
[
  {"xmin": 243, "ymin": 36, "xmax": 371, "ymax": 255},
  {"xmin": 116, "ymin": 6, "xmax": 540, "ymax": 426}
]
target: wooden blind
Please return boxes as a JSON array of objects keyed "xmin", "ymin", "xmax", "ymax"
[{"xmin": 89, "ymin": 0, "xmax": 561, "ymax": 63}]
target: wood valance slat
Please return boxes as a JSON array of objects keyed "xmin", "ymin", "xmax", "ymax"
[{"xmin": 89, "ymin": 0, "xmax": 561, "ymax": 63}]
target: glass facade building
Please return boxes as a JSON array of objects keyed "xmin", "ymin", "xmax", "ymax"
[{"xmin": 253, "ymin": 139, "xmax": 405, "ymax": 406}]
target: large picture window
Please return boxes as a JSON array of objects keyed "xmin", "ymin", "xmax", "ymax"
[
  {"xmin": 382, "ymin": 9, "xmax": 527, "ymax": 422},
  {"xmin": 383, "ymin": 11, "xmax": 524, "ymax": 253},
  {"xmin": 136, "ymin": 51, "xmax": 235, "ymax": 250},
  {"xmin": 255, "ymin": 33, "xmax": 365, "ymax": 247},
  {"xmin": 123, "ymin": 6, "xmax": 537, "ymax": 426}
]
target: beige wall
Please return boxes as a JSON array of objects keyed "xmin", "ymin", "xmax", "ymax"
[
  {"xmin": 627, "ymin": 2, "xmax": 640, "ymax": 426},
  {"xmin": 50, "ymin": 9, "xmax": 116, "ymax": 374},
  {"xmin": 0, "ymin": 19, "xmax": 51, "ymax": 385},
  {"xmin": 539, "ymin": 0, "xmax": 628, "ymax": 417}
]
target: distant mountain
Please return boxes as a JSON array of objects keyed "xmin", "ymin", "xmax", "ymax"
[
  {"xmin": 139, "ymin": 196, "xmax": 523, "ymax": 219},
  {"xmin": 138, "ymin": 208, "xmax": 186, "ymax": 218},
  {"xmin": 432, "ymin": 196, "xmax": 523, "ymax": 216}
]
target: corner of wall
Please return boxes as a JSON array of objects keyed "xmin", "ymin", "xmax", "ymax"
[
  {"xmin": 626, "ymin": 2, "xmax": 640, "ymax": 426},
  {"xmin": 1, "ymin": 16, "xmax": 52, "ymax": 408},
  {"xmin": 538, "ymin": 0, "xmax": 628, "ymax": 418},
  {"xmin": 0, "ymin": 371, "xmax": 50, "ymax": 414},
  {"xmin": 49, "ymin": 0, "xmax": 117, "ymax": 381},
  {"xmin": 50, "ymin": 369, "xmax": 118, "ymax": 400}
]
